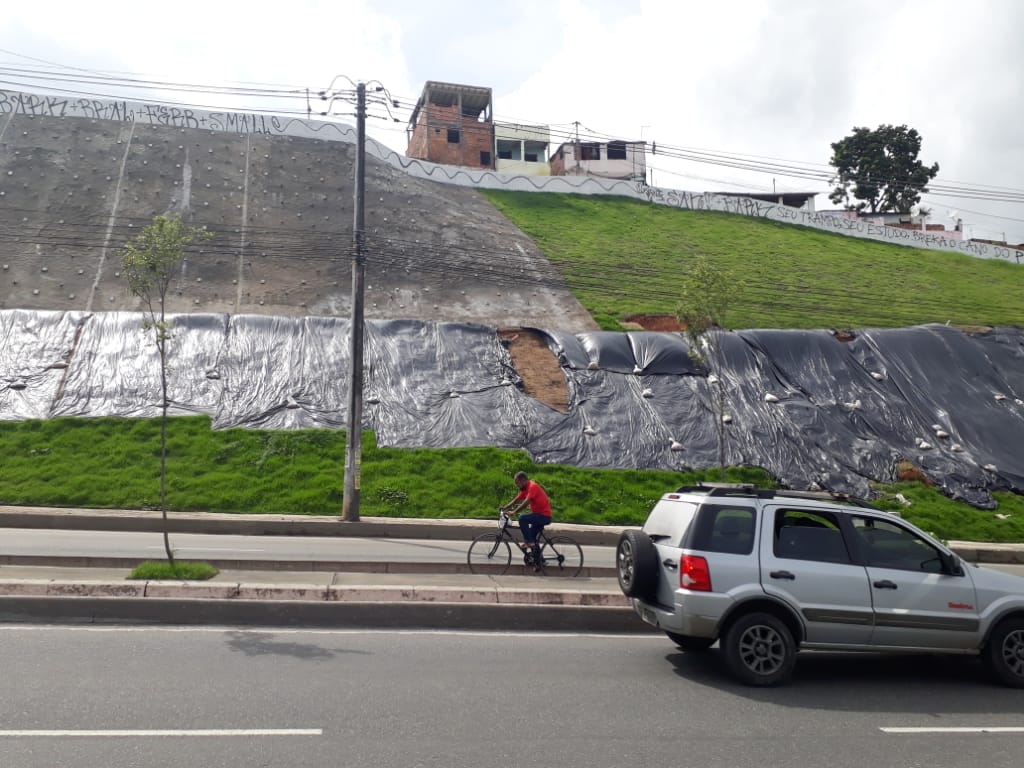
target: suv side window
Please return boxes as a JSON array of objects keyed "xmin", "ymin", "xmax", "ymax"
[
  {"xmin": 686, "ymin": 505, "xmax": 756, "ymax": 555},
  {"xmin": 850, "ymin": 516, "xmax": 945, "ymax": 573},
  {"xmin": 774, "ymin": 509, "xmax": 851, "ymax": 564}
]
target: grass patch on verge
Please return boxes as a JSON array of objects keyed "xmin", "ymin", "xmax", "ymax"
[
  {"xmin": 128, "ymin": 561, "xmax": 220, "ymax": 580},
  {"xmin": 0, "ymin": 415, "xmax": 1020, "ymax": 541},
  {"xmin": 871, "ymin": 483, "xmax": 1024, "ymax": 543}
]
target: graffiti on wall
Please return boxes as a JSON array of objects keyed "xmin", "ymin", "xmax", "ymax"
[
  {"xmin": 0, "ymin": 90, "xmax": 287, "ymax": 135},
  {"xmin": 634, "ymin": 187, "xmax": 1024, "ymax": 262}
]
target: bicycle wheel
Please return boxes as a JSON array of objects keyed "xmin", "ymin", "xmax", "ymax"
[
  {"xmin": 541, "ymin": 536, "xmax": 584, "ymax": 577},
  {"xmin": 467, "ymin": 533, "xmax": 512, "ymax": 575}
]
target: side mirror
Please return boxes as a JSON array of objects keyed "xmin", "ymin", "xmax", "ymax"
[{"xmin": 940, "ymin": 551, "xmax": 964, "ymax": 577}]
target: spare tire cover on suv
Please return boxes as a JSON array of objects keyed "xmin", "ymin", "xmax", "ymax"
[{"xmin": 616, "ymin": 529, "xmax": 659, "ymax": 601}]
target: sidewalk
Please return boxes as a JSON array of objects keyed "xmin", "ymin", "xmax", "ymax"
[
  {"xmin": 0, "ymin": 505, "xmax": 1021, "ymax": 632},
  {"xmin": 0, "ymin": 505, "xmax": 640, "ymax": 631}
]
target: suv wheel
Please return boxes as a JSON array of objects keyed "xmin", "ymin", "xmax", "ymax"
[
  {"xmin": 665, "ymin": 632, "xmax": 714, "ymax": 652},
  {"xmin": 985, "ymin": 617, "xmax": 1024, "ymax": 688},
  {"xmin": 616, "ymin": 530, "xmax": 658, "ymax": 600},
  {"xmin": 722, "ymin": 612, "xmax": 796, "ymax": 687}
]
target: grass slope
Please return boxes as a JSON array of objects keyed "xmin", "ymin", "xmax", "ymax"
[
  {"xmin": 482, "ymin": 190, "xmax": 1024, "ymax": 330},
  {"xmin": 1, "ymin": 416, "xmax": 1022, "ymax": 542}
]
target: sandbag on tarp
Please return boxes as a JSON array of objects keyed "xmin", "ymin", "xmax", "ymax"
[
  {"xmin": 0, "ymin": 310, "xmax": 86, "ymax": 420},
  {"xmin": 537, "ymin": 329, "xmax": 701, "ymax": 375},
  {"xmin": 628, "ymin": 332, "xmax": 702, "ymax": 375},
  {"xmin": 540, "ymin": 329, "xmax": 592, "ymax": 370}
]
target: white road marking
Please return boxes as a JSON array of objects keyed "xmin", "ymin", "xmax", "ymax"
[
  {"xmin": 882, "ymin": 727, "xmax": 1024, "ymax": 734},
  {"xmin": 143, "ymin": 547, "xmax": 265, "ymax": 552},
  {"xmin": 0, "ymin": 728, "xmax": 322, "ymax": 737}
]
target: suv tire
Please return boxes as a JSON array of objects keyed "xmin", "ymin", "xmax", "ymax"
[
  {"xmin": 616, "ymin": 530, "xmax": 659, "ymax": 601},
  {"xmin": 722, "ymin": 612, "xmax": 796, "ymax": 687},
  {"xmin": 984, "ymin": 617, "xmax": 1024, "ymax": 688},
  {"xmin": 665, "ymin": 632, "xmax": 714, "ymax": 652}
]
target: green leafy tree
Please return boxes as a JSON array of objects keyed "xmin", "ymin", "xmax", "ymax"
[
  {"xmin": 676, "ymin": 256, "xmax": 739, "ymax": 480},
  {"xmin": 120, "ymin": 215, "xmax": 212, "ymax": 565},
  {"xmin": 829, "ymin": 124, "xmax": 939, "ymax": 213}
]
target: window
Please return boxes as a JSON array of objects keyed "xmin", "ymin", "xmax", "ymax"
[
  {"xmin": 686, "ymin": 505, "xmax": 756, "ymax": 555},
  {"xmin": 524, "ymin": 153, "xmax": 539, "ymax": 162},
  {"xmin": 607, "ymin": 141, "xmax": 627, "ymax": 160},
  {"xmin": 774, "ymin": 509, "xmax": 850, "ymax": 564},
  {"xmin": 496, "ymin": 140, "xmax": 520, "ymax": 161},
  {"xmin": 851, "ymin": 516, "xmax": 944, "ymax": 572},
  {"xmin": 579, "ymin": 143, "xmax": 600, "ymax": 161},
  {"xmin": 479, "ymin": 151, "xmax": 491, "ymax": 166},
  {"xmin": 447, "ymin": 129, "xmax": 460, "ymax": 143}
]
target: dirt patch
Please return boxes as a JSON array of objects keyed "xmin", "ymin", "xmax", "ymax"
[
  {"xmin": 896, "ymin": 460, "xmax": 934, "ymax": 485},
  {"xmin": 624, "ymin": 314, "xmax": 683, "ymax": 331},
  {"xmin": 499, "ymin": 328, "xmax": 569, "ymax": 413}
]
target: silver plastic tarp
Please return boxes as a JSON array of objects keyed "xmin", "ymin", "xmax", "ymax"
[{"xmin": 1, "ymin": 310, "xmax": 1022, "ymax": 507}]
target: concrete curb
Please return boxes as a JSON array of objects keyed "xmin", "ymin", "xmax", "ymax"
[
  {"xmin": 0, "ymin": 596, "xmax": 651, "ymax": 633},
  {"xmin": 0, "ymin": 579, "xmax": 630, "ymax": 607},
  {"xmin": 0, "ymin": 554, "xmax": 617, "ymax": 578},
  {"xmin": 0, "ymin": 505, "xmax": 627, "ymax": 546}
]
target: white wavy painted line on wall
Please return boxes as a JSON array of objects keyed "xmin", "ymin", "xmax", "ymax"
[{"xmin": 3, "ymin": 88, "xmax": 1022, "ymax": 263}]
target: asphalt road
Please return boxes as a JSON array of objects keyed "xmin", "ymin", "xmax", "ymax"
[
  {"xmin": 0, "ymin": 625, "xmax": 1021, "ymax": 768},
  {"xmin": 0, "ymin": 529, "xmax": 615, "ymax": 568}
]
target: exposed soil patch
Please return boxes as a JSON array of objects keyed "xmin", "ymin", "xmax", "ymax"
[
  {"xmin": 499, "ymin": 328, "xmax": 569, "ymax": 413},
  {"xmin": 896, "ymin": 460, "xmax": 934, "ymax": 485},
  {"xmin": 624, "ymin": 314, "xmax": 683, "ymax": 331}
]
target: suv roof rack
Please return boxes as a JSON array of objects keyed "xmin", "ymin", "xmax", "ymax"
[
  {"xmin": 673, "ymin": 483, "xmax": 763, "ymax": 497},
  {"xmin": 672, "ymin": 483, "xmax": 882, "ymax": 510}
]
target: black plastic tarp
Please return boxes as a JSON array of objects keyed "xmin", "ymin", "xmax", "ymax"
[{"xmin": 1, "ymin": 310, "xmax": 1022, "ymax": 508}]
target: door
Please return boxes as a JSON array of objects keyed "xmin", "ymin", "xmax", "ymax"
[
  {"xmin": 848, "ymin": 515, "xmax": 980, "ymax": 650},
  {"xmin": 760, "ymin": 506, "xmax": 874, "ymax": 646}
]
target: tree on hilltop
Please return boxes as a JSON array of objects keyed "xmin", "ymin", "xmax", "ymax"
[{"xmin": 829, "ymin": 124, "xmax": 939, "ymax": 213}]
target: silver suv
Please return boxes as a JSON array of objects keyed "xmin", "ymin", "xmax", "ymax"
[{"xmin": 616, "ymin": 484, "xmax": 1024, "ymax": 687}]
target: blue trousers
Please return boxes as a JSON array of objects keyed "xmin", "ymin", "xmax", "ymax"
[{"xmin": 519, "ymin": 513, "xmax": 550, "ymax": 545}]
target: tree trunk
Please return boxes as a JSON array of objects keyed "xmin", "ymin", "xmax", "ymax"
[{"xmin": 158, "ymin": 325, "xmax": 174, "ymax": 567}]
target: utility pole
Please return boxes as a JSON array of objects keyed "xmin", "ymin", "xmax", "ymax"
[{"xmin": 342, "ymin": 81, "xmax": 366, "ymax": 522}]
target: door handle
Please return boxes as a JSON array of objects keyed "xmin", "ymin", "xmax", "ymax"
[
  {"xmin": 662, "ymin": 559, "xmax": 678, "ymax": 570},
  {"xmin": 769, "ymin": 570, "xmax": 795, "ymax": 580},
  {"xmin": 873, "ymin": 580, "xmax": 898, "ymax": 589}
]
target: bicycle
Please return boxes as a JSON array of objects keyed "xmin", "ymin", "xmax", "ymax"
[{"xmin": 466, "ymin": 509, "xmax": 584, "ymax": 577}]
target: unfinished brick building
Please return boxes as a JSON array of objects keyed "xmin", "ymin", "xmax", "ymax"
[{"xmin": 406, "ymin": 81, "xmax": 495, "ymax": 170}]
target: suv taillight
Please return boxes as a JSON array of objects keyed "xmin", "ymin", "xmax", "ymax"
[{"xmin": 680, "ymin": 555, "xmax": 711, "ymax": 591}]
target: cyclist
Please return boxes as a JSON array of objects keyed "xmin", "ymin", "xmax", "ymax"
[{"xmin": 500, "ymin": 471, "xmax": 552, "ymax": 557}]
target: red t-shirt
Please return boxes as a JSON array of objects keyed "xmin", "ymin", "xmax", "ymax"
[{"xmin": 514, "ymin": 480, "xmax": 552, "ymax": 517}]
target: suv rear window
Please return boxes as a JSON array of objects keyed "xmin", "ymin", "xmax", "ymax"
[
  {"xmin": 685, "ymin": 504, "xmax": 757, "ymax": 555},
  {"xmin": 643, "ymin": 499, "xmax": 698, "ymax": 544}
]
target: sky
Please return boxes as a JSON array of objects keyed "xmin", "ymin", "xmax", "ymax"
[{"xmin": 0, "ymin": 0, "xmax": 1021, "ymax": 244}]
